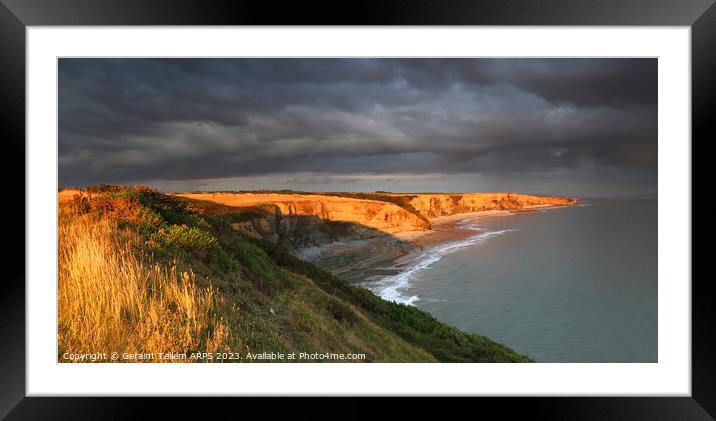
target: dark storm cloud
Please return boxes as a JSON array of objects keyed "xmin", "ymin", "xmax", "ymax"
[
  {"xmin": 448, "ymin": 59, "xmax": 657, "ymax": 108},
  {"xmin": 58, "ymin": 58, "xmax": 657, "ymax": 191}
]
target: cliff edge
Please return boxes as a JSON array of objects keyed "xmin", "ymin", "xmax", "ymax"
[{"xmin": 176, "ymin": 191, "xmax": 578, "ymax": 244}]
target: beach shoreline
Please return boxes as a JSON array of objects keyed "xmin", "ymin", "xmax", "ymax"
[{"xmin": 298, "ymin": 207, "xmax": 559, "ymax": 284}]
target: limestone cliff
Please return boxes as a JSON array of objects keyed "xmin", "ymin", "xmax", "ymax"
[
  {"xmin": 405, "ymin": 193, "xmax": 578, "ymax": 218},
  {"xmin": 177, "ymin": 192, "xmax": 430, "ymax": 250},
  {"xmin": 176, "ymin": 192, "xmax": 577, "ymax": 249},
  {"xmin": 179, "ymin": 193, "xmax": 430, "ymax": 233}
]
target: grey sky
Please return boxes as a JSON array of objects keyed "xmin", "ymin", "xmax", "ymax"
[{"xmin": 58, "ymin": 58, "xmax": 657, "ymax": 198}]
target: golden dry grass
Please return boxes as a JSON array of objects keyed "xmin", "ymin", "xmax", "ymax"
[{"xmin": 58, "ymin": 215, "xmax": 232, "ymax": 362}]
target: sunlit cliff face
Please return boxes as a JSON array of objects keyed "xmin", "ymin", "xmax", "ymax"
[
  {"xmin": 59, "ymin": 58, "xmax": 657, "ymax": 199},
  {"xmin": 176, "ymin": 192, "xmax": 577, "ymax": 235}
]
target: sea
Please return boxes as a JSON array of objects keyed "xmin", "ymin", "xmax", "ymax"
[{"xmin": 362, "ymin": 200, "xmax": 658, "ymax": 363}]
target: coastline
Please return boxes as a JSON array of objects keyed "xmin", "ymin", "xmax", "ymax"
[
  {"xmin": 299, "ymin": 207, "xmax": 547, "ymax": 285},
  {"xmin": 394, "ymin": 209, "xmax": 511, "ymax": 241}
]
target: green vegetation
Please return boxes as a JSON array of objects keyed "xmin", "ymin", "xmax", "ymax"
[{"xmin": 61, "ymin": 185, "xmax": 531, "ymax": 362}]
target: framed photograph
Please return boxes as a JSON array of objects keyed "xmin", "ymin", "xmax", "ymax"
[{"xmin": 2, "ymin": 0, "xmax": 712, "ymax": 418}]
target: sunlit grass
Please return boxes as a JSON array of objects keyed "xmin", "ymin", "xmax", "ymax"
[{"xmin": 58, "ymin": 215, "xmax": 231, "ymax": 362}]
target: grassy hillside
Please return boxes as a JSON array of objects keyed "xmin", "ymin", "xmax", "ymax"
[{"xmin": 58, "ymin": 185, "xmax": 531, "ymax": 363}]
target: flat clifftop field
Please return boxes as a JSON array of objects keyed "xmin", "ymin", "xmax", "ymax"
[{"xmin": 58, "ymin": 185, "xmax": 531, "ymax": 363}]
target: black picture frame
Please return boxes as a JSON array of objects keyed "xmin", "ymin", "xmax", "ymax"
[{"xmin": 1, "ymin": 0, "xmax": 712, "ymax": 419}]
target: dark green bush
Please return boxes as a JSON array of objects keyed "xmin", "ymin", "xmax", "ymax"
[{"xmin": 154, "ymin": 224, "xmax": 217, "ymax": 250}]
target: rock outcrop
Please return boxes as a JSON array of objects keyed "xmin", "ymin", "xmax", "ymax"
[
  {"xmin": 177, "ymin": 192, "xmax": 577, "ymax": 249},
  {"xmin": 179, "ymin": 193, "xmax": 430, "ymax": 233},
  {"xmin": 405, "ymin": 193, "xmax": 578, "ymax": 218},
  {"xmin": 178, "ymin": 193, "xmax": 431, "ymax": 249}
]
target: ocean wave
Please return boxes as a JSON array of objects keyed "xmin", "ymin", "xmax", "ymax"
[{"xmin": 365, "ymin": 225, "xmax": 516, "ymax": 305}]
